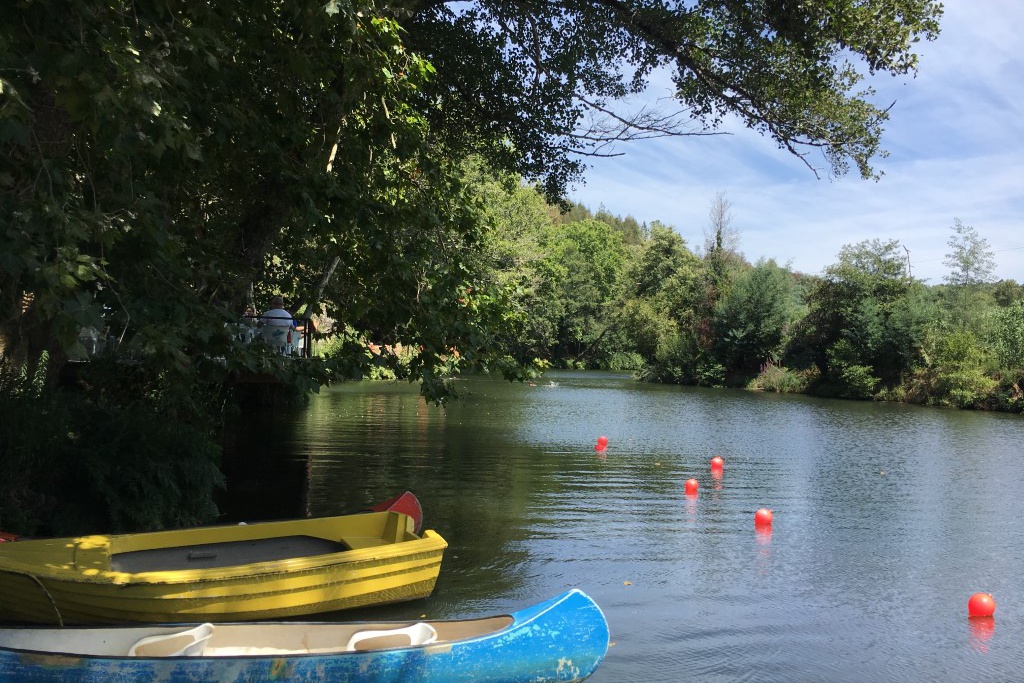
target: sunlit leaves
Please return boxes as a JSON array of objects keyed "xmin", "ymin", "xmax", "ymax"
[{"xmin": 401, "ymin": 0, "xmax": 941, "ymax": 188}]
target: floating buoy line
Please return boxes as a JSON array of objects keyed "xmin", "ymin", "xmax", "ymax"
[{"xmin": 589, "ymin": 439, "xmax": 1004, "ymax": 626}]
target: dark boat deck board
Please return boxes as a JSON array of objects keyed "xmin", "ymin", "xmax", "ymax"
[{"xmin": 110, "ymin": 535, "xmax": 349, "ymax": 573}]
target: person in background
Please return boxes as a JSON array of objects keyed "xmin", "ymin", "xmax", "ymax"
[{"xmin": 260, "ymin": 296, "xmax": 296, "ymax": 328}]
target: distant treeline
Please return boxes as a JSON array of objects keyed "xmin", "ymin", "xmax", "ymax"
[{"xmin": 460, "ymin": 164, "xmax": 1024, "ymax": 412}]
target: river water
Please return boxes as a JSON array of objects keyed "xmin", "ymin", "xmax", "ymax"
[{"xmin": 221, "ymin": 370, "xmax": 1024, "ymax": 682}]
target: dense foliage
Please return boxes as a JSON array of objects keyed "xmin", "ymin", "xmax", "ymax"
[
  {"xmin": 472, "ymin": 190, "xmax": 1024, "ymax": 414},
  {"xmin": 401, "ymin": 0, "xmax": 944, "ymax": 194},
  {"xmin": 1, "ymin": 0, "xmax": 948, "ymax": 532}
]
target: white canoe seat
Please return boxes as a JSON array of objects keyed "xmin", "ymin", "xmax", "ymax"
[
  {"xmin": 128, "ymin": 623, "xmax": 215, "ymax": 657},
  {"xmin": 345, "ymin": 622, "xmax": 438, "ymax": 651}
]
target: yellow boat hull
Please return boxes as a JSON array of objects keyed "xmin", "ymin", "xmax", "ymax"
[{"xmin": 0, "ymin": 512, "xmax": 447, "ymax": 624}]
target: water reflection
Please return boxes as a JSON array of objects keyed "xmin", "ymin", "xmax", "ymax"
[
  {"xmin": 221, "ymin": 372, "xmax": 1024, "ymax": 682},
  {"xmin": 969, "ymin": 617, "xmax": 995, "ymax": 653}
]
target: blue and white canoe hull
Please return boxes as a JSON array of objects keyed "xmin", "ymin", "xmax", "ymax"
[{"xmin": 0, "ymin": 589, "xmax": 610, "ymax": 682}]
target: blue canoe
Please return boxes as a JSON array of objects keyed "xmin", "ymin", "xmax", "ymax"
[{"xmin": 0, "ymin": 588, "xmax": 609, "ymax": 682}]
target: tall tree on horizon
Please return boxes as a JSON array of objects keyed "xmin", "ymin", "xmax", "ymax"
[
  {"xmin": 943, "ymin": 218, "xmax": 997, "ymax": 287},
  {"xmin": 941, "ymin": 218, "xmax": 998, "ymax": 334}
]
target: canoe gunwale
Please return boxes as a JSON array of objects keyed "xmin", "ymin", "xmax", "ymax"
[
  {"xmin": 0, "ymin": 614, "xmax": 520, "ymax": 660},
  {"xmin": 0, "ymin": 589, "xmax": 607, "ymax": 671}
]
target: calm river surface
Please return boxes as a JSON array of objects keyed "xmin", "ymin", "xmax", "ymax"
[{"xmin": 221, "ymin": 371, "xmax": 1024, "ymax": 682}]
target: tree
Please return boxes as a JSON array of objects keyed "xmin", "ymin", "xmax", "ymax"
[
  {"xmin": 799, "ymin": 239, "xmax": 926, "ymax": 393},
  {"xmin": 462, "ymin": 158, "xmax": 566, "ymax": 362},
  {"xmin": 595, "ymin": 207, "xmax": 648, "ymax": 245},
  {"xmin": 539, "ymin": 219, "xmax": 628, "ymax": 364},
  {"xmin": 401, "ymin": 0, "xmax": 943, "ymax": 196},
  {"xmin": 704, "ymin": 191, "xmax": 742, "ymax": 259},
  {"xmin": 992, "ymin": 279, "xmax": 1024, "ymax": 308},
  {"xmin": 619, "ymin": 224, "xmax": 718, "ymax": 382},
  {"xmin": 2, "ymin": 0, "xmax": 945, "ymax": 393},
  {"xmin": 703, "ymin": 191, "xmax": 744, "ymax": 293},
  {"xmin": 944, "ymin": 218, "xmax": 996, "ymax": 287},
  {"xmin": 714, "ymin": 259, "xmax": 799, "ymax": 378},
  {"xmin": 1, "ymin": 0, "xmax": 543, "ymax": 403},
  {"xmin": 0, "ymin": 0, "xmax": 947, "ymax": 532},
  {"xmin": 630, "ymin": 224, "xmax": 702, "ymax": 303},
  {"xmin": 940, "ymin": 218, "xmax": 997, "ymax": 334},
  {"xmin": 0, "ymin": 0, "xmax": 530, "ymax": 532}
]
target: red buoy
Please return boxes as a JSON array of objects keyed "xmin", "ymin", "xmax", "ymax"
[
  {"xmin": 968, "ymin": 593, "xmax": 996, "ymax": 618},
  {"xmin": 754, "ymin": 508, "xmax": 773, "ymax": 527},
  {"xmin": 597, "ymin": 436, "xmax": 608, "ymax": 447},
  {"xmin": 710, "ymin": 456, "xmax": 724, "ymax": 471},
  {"xmin": 684, "ymin": 478, "xmax": 699, "ymax": 495}
]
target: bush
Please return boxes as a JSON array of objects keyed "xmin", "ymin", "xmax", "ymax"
[
  {"xmin": 0, "ymin": 357, "xmax": 224, "ymax": 536},
  {"xmin": 984, "ymin": 373, "xmax": 1024, "ymax": 413},
  {"xmin": 637, "ymin": 330, "xmax": 690, "ymax": 383},
  {"xmin": 748, "ymin": 361, "xmax": 815, "ymax": 393},
  {"xmin": 815, "ymin": 341, "xmax": 879, "ymax": 399},
  {"xmin": 940, "ymin": 369, "xmax": 997, "ymax": 408},
  {"xmin": 875, "ymin": 384, "xmax": 908, "ymax": 403},
  {"xmin": 835, "ymin": 362, "xmax": 880, "ymax": 399},
  {"xmin": 694, "ymin": 357, "xmax": 726, "ymax": 387},
  {"xmin": 904, "ymin": 329, "xmax": 998, "ymax": 408},
  {"xmin": 607, "ymin": 351, "xmax": 644, "ymax": 372},
  {"xmin": 992, "ymin": 301, "xmax": 1024, "ymax": 370},
  {"xmin": 319, "ymin": 331, "xmax": 419, "ymax": 381}
]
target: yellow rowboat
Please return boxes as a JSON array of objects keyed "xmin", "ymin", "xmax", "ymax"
[{"xmin": 0, "ymin": 511, "xmax": 447, "ymax": 625}]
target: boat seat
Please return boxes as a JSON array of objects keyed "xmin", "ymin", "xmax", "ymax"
[
  {"xmin": 128, "ymin": 623, "xmax": 215, "ymax": 657},
  {"xmin": 345, "ymin": 622, "xmax": 438, "ymax": 651}
]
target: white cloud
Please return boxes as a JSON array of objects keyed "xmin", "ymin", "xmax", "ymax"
[{"xmin": 568, "ymin": 0, "xmax": 1024, "ymax": 284}]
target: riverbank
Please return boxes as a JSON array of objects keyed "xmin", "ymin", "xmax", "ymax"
[{"xmin": 741, "ymin": 360, "xmax": 1023, "ymax": 413}]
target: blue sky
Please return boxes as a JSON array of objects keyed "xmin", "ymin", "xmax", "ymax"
[{"xmin": 567, "ymin": 0, "xmax": 1024, "ymax": 284}]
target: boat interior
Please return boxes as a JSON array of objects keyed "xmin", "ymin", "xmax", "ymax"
[
  {"xmin": 110, "ymin": 536, "xmax": 349, "ymax": 572},
  {"xmin": 100, "ymin": 511, "xmax": 415, "ymax": 573},
  {"xmin": 0, "ymin": 616, "xmax": 515, "ymax": 657}
]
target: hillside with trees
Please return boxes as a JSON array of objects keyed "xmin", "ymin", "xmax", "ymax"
[{"xmin": 457, "ymin": 175, "xmax": 1024, "ymax": 413}]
